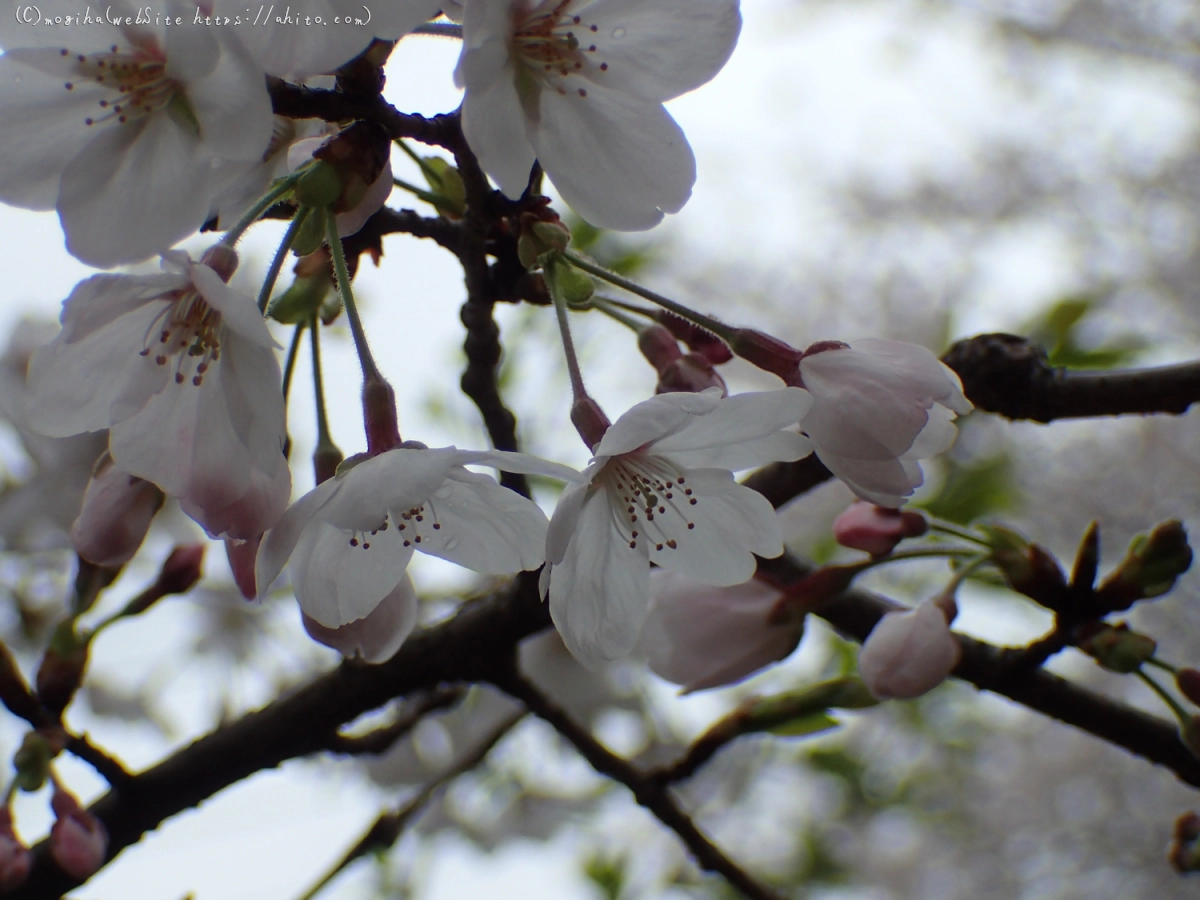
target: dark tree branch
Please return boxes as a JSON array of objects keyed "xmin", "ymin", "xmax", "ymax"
[
  {"xmin": 943, "ymin": 333, "xmax": 1200, "ymax": 421},
  {"xmin": 493, "ymin": 668, "xmax": 788, "ymax": 900},
  {"xmin": 66, "ymin": 733, "xmax": 133, "ymax": 789}
]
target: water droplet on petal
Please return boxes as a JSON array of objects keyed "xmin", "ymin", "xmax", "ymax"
[{"xmin": 611, "ymin": 26, "xmax": 626, "ymax": 38}]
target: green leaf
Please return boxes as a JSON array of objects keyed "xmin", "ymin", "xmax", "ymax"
[
  {"xmin": 769, "ymin": 711, "xmax": 840, "ymax": 737},
  {"xmin": 921, "ymin": 453, "xmax": 1015, "ymax": 524}
]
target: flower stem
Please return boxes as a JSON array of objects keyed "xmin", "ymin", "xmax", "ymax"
[
  {"xmin": 220, "ymin": 175, "xmax": 300, "ymax": 248},
  {"xmin": 549, "ymin": 267, "xmax": 590, "ymax": 402},
  {"xmin": 310, "ymin": 315, "xmax": 344, "ymax": 484},
  {"xmin": 257, "ymin": 206, "xmax": 310, "ymax": 314},
  {"xmin": 1136, "ymin": 669, "xmax": 1191, "ymax": 723},
  {"xmin": 1147, "ymin": 656, "xmax": 1180, "ymax": 675},
  {"xmin": 396, "ymin": 139, "xmax": 445, "ymax": 188},
  {"xmin": 561, "ymin": 251, "xmax": 736, "ymax": 344},
  {"xmin": 592, "ymin": 296, "xmax": 645, "ymax": 332},
  {"xmin": 324, "ymin": 206, "xmax": 381, "ymax": 382},
  {"xmin": 927, "ymin": 519, "xmax": 993, "ymax": 549},
  {"xmin": 282, "ymin": 320, "xmax": 307, "ymax": 402}
]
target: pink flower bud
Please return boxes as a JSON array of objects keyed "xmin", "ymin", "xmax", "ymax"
[
  {"xmin": 0, "ymin": 808, "xmax": 31, "ymax": 891},
  {"xmin": 199, "ymin": 245, "xmax": 239, "ymax": 283},
  {"xmin": 637, "ymin": 324, "xmax": 683, "ymax": 370},
  {"xmin": 50, "ymin": 787, "xmax": 107, "ymax": 881},
  {"xmin": 225, "ymin": 536, "xmax": 260, "ymax": 600},
  {"xmin": 858, "ymin": 599, "xmax": 961, "ymax": 700},
  {"xmin": 833, "ymin": 501, "xmax": 927, "ymax": 557},
  {"xmin": 656, "ymin": 353, "xmax": 728, "ymax": 396},
  {"xmin": 652, "ymin": 311, "xmax": 733, "ymax": 363},
  {"xmin": 70, "ymin": 455, "xmax": 164, "ymax": 568},
  {"xmin": 302, "ymin": 575, "xmax": 418, "ymax": 664},
  {"xmin": 640, "ymin": 571, "xmax": 804, "ymax": 693}
]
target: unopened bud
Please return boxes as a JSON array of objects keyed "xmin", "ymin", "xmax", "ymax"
[
  {"xmin": 517, "ymin": 214, "xmax": 572, "ymax": 268},
  {"xmin": 225, "ymin": 536, "xmax": 259, "ymax": 601},
  {"xmin": 833, "ymin": 502, "xmax": 927, "ymax": 557},
  {"xmin": 12, "ymin": 732, "xmax": 56, "ymax": 792},
  {"xmin": 70, "ymin": 454, "xmax": 164, "ymax": 569},
  {"xmin": 362, "ymin": 372, "xmax": 401, "ymax": 456},
  {"xmin": 0, "ymin": 808, "xmax": 31, "ymax": 891},
  {"xmin": 858, "ymin": 599, "xmax": 962, "ymax": 700},
  {"xmin": 653, "ymin": 311, "xmax": 732, "ymax": 364},
  {"xmin": 728, "ymin": 328, "xmax": 802, "ymax": 383},
  {"xmin": 570, "ymin": 397, "xmax": 611, "ymax": 451},
  {"xmin": 50, "ymin": 786, "xmax": 108, "ymax": 881},
  {"xmin": 544, "ymin": 258, "xmax": 594, "ymax": 305},
  {"xmin": 1171, "ymin": 812, "xmax": 1200, "ymax": 873},
  {"xmin": 983, "ymin": 526, "xmax": 1068, "ymax": 608},
  {"xmin": 1178, "ymin": 668, "xmax": 1200, "ymax": 706},
  {"xmin": 199, "ymin": 245, "xmax": 238, "ymax": 283},
  {"xmin": 637, "ymin": 324, "xmax": 682, "ymax": 370},
  {"xmin": 656, "ymin": 353, "xmax": 728, "ymax": 395},
  {"xmin": 36, "ymin": 622, "xmax": 90, "ymax": 717},
  {"xmin": 155, "ymin": 545, "xmax": 205, "ymax": 597},
  {"xmin": 1097, "ymin": 520, "xmax": 1193, "ymax": 611},
  {"xmin": 310, "ymin": 121, "xmax": 391, "ymax": 214},
  {"xmin": 1070, "ymin": 521, "xmax": 1100, "ymax": 589},
  {"xmin": 1077, "ymin": 623, "xmax": 1156, "ymax": 674},
  {"xmin": 294, "ymin": 160, "xmax": 344, "ymax": 208}
]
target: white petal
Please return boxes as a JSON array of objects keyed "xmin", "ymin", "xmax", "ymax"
[
  {"xmin": 652, "ymin": 388, "xmax": 813, "ymax": 470},
  {"xmin": 190, "ymin": 263, "xmax": 277, "ymax": 348},
  {"xmin": 459, "ymin": 48, "xmax": 537, "ymax": 199},
  {"xmin": 56, "ymin": 271, "xmax": 185, "ymax": 343},
  {"xmin": 58, "ymin": 113, "xmax": 213, "ymax": 267},
  {"xmin": 335, "ymin": 160, "xmax": 393, "ymax": 237},
  {"xmin": 534, "ymin": 85, "xmax": 694, "ymax": 230},
  {"xmin": 647, "ymin": 467, "xmax": 782, "ymax": 584},
  {"xmin": 578, "ymin": 0, "xmax": 741, "ymax": 102},
  {"xmin": 302, "ymin": 573, "xmax": 419, "ymax": 663},
  {"xmin": 545, "ymin": 478, "xmax": 594, "ymax": 565},
  {"xmin": 456, "ymin": 448, "xmax": 585, "ymax": 484},
  {"xmin": 0, "ymin": 52, "xmax": 104, "ymax": 208},
  {"xmin": 905, "ymin": 403, "xmax": 958, "ymax": 459},
  {"xmin": 548, "ymin": 488, "xmax": 649, "ymax": 668},
  {"xmin": 164, "ymin": 20, "xmax": 219, "ymax": 82},
  {"xmin": 595, "ymin": 391, "xmax": 718, "ymax": 459},
  {"xmin": 256, "ymin": 478, "xmax": 343, "ymax": 597},
  {"xmin": 815, "ymin": 451, "xmax": 921, "ymax": 509},
  {"xmin": 186, "ymin": 31, "xmax": 273, "ymax": 162},
  {"xmin": 415, "ymin": 468, "xmax": 549, "ymax": 574},
  {"xmin": 292, "ymin": 515, "xmax": 413, "ymax": 627},
  {"xmin": 858, "ymin": 601, "xmax": 961, "ymax": 700}
]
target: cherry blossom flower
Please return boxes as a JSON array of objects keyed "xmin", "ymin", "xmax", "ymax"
[
  {"xmin": 25, "ymin": 248, "xmax": 290, "ymax": 541},
  {"xmin": 798, "ymin": 339, "xmax": 973, "ymax": 507},
  {"xmin": 641, "ymin": 571, "xmax": 803, "ymax": 693},
  {"xmin": 454, "ymin": 0, "xmax": 742, "ymax": 230},
  {"xmin": 209, "ymin": 0, "xmax": 442, "ymax": 77},
  {"xmin": 256, "ymin": 446, "xmax": 575, "ymax": 631},
  {"xmin": 832, "ymin": 501, "xmax": 927, "ymax": 557},
  {"xmin": 302, "ymin": 573, "xmax": 418, "ymax": 664},
  {"xmin": 0, "ymin": 9, "xmax": 273, "ymax": 267},
  {"xmin": 857, "ymin": 597, "xmax": 961, "ymax": 700},
  {"xmin": 542, "ymin": 388, "xmax": 812, "ymax": 668},
  {"xmin": 70, "ymin": 453, "xmax": 164, "ymax": 568}
]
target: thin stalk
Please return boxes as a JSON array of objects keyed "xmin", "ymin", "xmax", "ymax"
[
  {"xmin": 549, "ymin": 272, "xmax": 589, "ymax": 401},
  {"xmin": 257, "ymin": 206, "xmax": 310, "ymax": 314},
  {"xmin": 310, "ymin": 315, "xmax": 333, "ymax": 450},
  {"xmin": 220, "ymin": 175, "xmax": 300, "ymax": 248},
  {"xmin": 592, "ymin": 296, "xmax": 647, "ymax": 332},
  {"xmin": 392, "ymin": 176, "xmax": 456, "ymax": 215},
  {"xmin": 1136, "ymin": 669, "xmax": 1191, "ymax": 723},
  {"xmin": 940, "ymin": 554, "xmax": 992, "ymax": 596},
  {"xmin": 414, "ymin": 21, "xmax": 463, "ymax": 39},
  {"xmin": 928, "ymin": 519, "xmax": 993, "ymax": 549},
  {"xmin": 1147, "ymin": 657, "xmax": 1181, "ymax": 676},
  {"xmin": 561, "ymin": 251, "xmax": 736, "ymax": 343},
  {"xmin": 324, "ymin": 207, "xmax": 381, "ymax": 381},
  {"xmin": 282, "ymin": 320, "xmax": 307, "ymax": 402}
]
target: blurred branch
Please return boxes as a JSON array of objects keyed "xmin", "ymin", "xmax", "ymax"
[
  {"xmin": 65, "ymin": 733, "xmax": 132, "ymax": 789},
  {"xmin": 493, "ymin": 667, "xmax": 788, "ymax": 900},
  {"xmin": 943, "ymin": 333, "xmax": 1200, "ymax": 421},
  {"xmin": 324, "ymin": 687, "xmax": 465, "ymax": 756},
  {"xmin": 297, "ymin": 710, "xmax": 524, "ymax": 900}
]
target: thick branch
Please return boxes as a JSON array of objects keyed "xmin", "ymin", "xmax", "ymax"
[
  {"xmin": 943, "ymin": 333, "xmax": 1200, "ymax": 421},
  {"xmin": 493, "ymin": 669, "xmax": 787, "ymax": 900}
]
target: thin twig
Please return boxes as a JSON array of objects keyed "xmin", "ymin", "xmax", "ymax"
[
  {"xmin": 494, "ymin": 668, "xmax": 787, "ymax": 900},
  {"xmin": 324, "ymin": 687, "xmax": 465, "ymax": 756},
  {"xmin": 297, "ymin": 710, "xmax": 523, "ymax": 900}
]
